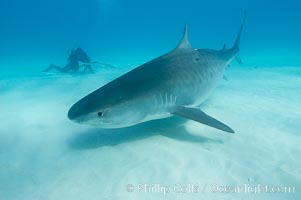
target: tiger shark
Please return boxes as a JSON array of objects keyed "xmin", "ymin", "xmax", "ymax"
[{"xmin": 68, "ymin": 12, "xmax": 246, "ymax": 133}]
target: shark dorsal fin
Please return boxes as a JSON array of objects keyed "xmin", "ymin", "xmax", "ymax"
[
  {"xmin": 223, "ymin": 43, "xmax": 227, "ymax": 50},
  {"xmin": 221, "ymin": 43, "xmax": 227, "ymax": 51},
  {"xmin": 175, "ymin": 25, "xmax": 192, "ymax": 50}
]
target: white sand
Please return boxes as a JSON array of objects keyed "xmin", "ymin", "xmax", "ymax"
[{"xmin": 0, "ymin": 66, "xmax": 300, "ymax": 200}]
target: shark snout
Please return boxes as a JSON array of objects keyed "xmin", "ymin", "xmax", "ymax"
[
  {"xmin": 67, "ymin": 105, "xmax": 80, "ymax": 121},
  {"xmin": 67, "ymin": 99, "xmax": 100, "ymax": 124},
  {"xmin": 67, "ymin": 102, "xmax": 87, "ymax": 123}
]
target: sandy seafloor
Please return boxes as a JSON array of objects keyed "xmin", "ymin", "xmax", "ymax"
[{"xmin": 0, "ymin": 65, "xmax": 300, "ymax": 200}]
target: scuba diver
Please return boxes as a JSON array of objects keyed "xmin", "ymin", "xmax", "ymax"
[{"xmin": 42, "ymin": 47, "xmax": 94, "ymax": 73}]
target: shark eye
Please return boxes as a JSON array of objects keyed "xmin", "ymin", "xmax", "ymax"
[{"xmin": 97, "ymin": 112, "xmax": 103, "ymax": 117}]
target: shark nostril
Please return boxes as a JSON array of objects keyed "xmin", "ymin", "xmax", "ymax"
[{"xmin": 98, "ymin": 112, "xmax": 103, "ymax": 117}]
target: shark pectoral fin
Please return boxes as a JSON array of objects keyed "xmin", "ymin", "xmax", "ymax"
[
  {"xmin": 235, "ymin": 55, "xmax": 243, "ymax": 64},
  {"xmin": 171, "ymin": 106, "xmax": 235, "ymax": 133}
]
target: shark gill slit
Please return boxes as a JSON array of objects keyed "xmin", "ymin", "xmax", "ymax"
[{"xmin": 153, "ymin": 93, "xmax": 178, "ymax": 111}]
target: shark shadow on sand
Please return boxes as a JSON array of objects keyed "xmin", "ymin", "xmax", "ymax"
[{"xmin": 68, "ymin": 117, "xmax": 223, "ymax": 150}]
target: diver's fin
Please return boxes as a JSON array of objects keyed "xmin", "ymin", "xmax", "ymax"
[
  {"xmin": 235, "ymin": 55, "xmax": 243, "ymax": 64},
  {"xmin": 175, "ymin": 24, "xmax": 192, "ymax": 50},
  {"xmin": 171, "ymin": 106, "xmax": 235, "ymax": 133}
]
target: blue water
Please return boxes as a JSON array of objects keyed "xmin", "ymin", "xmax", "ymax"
[
  {"xmin": 1, "ymin": 0, "xmax": 301, "ymax": 75},
  {"xmin": 0, "ymin": 0, "xmax": 300, "ymax": 199}
]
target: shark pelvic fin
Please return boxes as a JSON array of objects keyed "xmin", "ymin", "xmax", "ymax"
[
  {"xmin": 175, "ymin": 24, "xmax": 192, "ymax": 50},
  {"xmin": 171, "ymin": 106, "xmax": 235, "ymax": 133},
  {"xmin": 235, "ymin": 55, "xmax": 243, "ymax": 64}
]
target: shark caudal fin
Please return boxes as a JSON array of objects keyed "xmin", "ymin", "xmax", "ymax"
[{"xmin": 232, "ymin": 10, "xmax": 246, "ymax": 52}]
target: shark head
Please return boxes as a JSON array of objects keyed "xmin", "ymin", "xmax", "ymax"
[{"xmin": 67, "ymin": 88, "xmax": 149, "ymax": 128}]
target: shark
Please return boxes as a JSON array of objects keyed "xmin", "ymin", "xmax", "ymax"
[{"xmin": 68, "ymin": 12, "xmax": 246, "ymax": 133}]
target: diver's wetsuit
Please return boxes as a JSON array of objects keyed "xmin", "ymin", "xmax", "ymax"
[{"xmin": 43, "ymin": 47, "xmax": 94, "ymax": 73}]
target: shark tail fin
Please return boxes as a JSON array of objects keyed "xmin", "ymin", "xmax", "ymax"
[{"xmin": 232, "ymin": 10, "xmax": 246, "ymax": 51}]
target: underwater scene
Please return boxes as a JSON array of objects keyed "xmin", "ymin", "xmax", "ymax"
[{"xmin": 0, "ymin": 0, "xmax": 300, "ymax": 199}]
